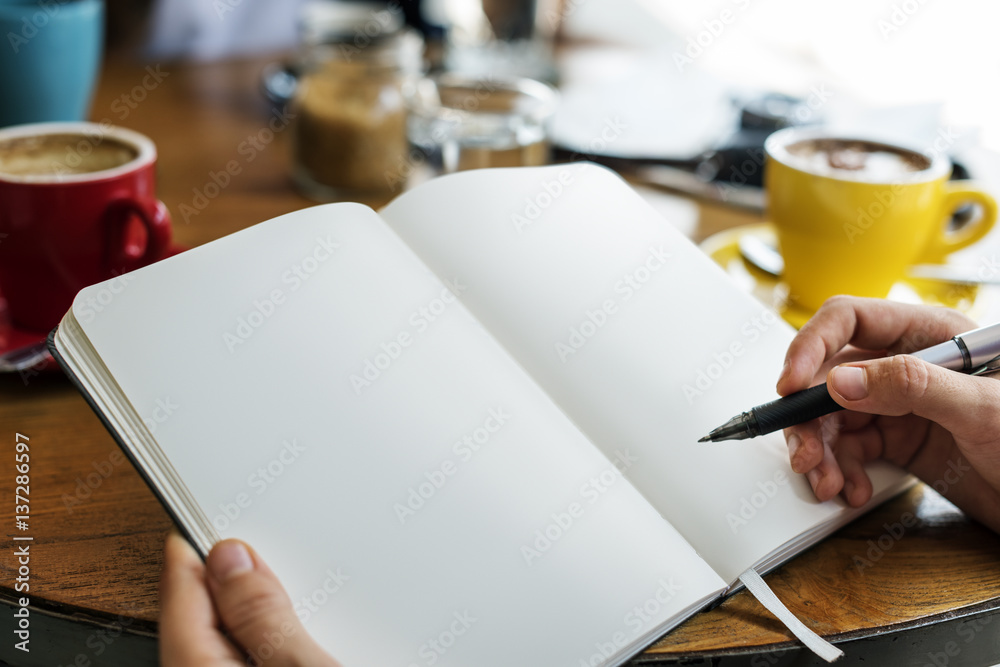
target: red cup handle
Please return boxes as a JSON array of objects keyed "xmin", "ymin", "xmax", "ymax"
[{"xmin": 106, "ymin": 197, "xmax": 172, "ymax": 273}]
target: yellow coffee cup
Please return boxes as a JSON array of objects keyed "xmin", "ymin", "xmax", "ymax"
[{"xmin": 764, "ymin": 128, "xmax": 997, "ymax": 314}]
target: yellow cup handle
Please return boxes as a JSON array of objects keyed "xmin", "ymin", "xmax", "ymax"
[{"xmin": 921, "ymin": 182, "xmax": 998, "ymax": 263}]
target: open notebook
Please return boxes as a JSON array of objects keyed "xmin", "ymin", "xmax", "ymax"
[{"xmin": 51, "ymin": 164, "xmax": 911, "ymax": 665}]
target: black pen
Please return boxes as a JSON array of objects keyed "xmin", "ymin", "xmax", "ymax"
[{"xmin": 699, "ymin": 322, "xmax": 1000, "ymax": 442}]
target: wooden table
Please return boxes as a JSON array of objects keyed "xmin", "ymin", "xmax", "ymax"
[{"xmin": 2, "ymin": 56, "xmax": 999, "ymax": 667}]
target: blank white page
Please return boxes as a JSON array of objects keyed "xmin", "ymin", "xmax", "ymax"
[
  {"xmin": 71, "ymin": 203, "xmax": 725, "ymax": 666},
  {"xmin": 383, "ymin": 163, "xmax": 909, "ymax": 583}
]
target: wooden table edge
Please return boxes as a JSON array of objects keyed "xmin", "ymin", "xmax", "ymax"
[{"xmin": 638, "ymin": 595, "xmax": 1000, "ymax": 660}]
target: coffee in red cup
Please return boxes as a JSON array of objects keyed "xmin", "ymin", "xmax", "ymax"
[{"xmin": 0, "ymin": 122, "xmax": 172, "ymax": 332}]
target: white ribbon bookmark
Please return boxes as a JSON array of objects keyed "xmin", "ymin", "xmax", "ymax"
[{"xmin": 738, "ymin": 568, "xmax": 844, "ymax": 662}]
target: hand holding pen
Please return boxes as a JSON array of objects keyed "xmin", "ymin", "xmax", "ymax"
[
  {"xmin": 719, "ymin": 297, "xmax": 1000, "ymax": 534},
  {"xmin": 702, "ymin": 311, "xmax": 1000, "ymax": 442}
]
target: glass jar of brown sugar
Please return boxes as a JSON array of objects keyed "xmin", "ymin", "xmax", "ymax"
[{"xmin": 291, "ymin": 26, "xmax": 423, "ymax": 206}]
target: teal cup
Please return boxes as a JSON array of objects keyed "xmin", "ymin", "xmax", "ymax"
[{"xmin": 0, "ymin": 0, "xmax": 104, "ymax": 127}]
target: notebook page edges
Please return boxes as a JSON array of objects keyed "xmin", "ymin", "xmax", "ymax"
[{"xmin": 53, "ymin": 312, "xmax": 219, "ymax": 553}]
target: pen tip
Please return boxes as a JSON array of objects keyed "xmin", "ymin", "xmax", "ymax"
[{"xmin": 697, "ymin": 435, "xmax": 712, "ymax": 443}]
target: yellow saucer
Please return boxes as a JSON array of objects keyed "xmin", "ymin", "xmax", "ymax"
[{"xmin": 699, "ymin": 223, "xmax": 983, "ymax": 328}]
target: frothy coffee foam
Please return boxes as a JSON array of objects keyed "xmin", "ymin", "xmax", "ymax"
[
  {"xmin": 785, "ymin": 139, "xmax": 930, "ymax": 181},
  {"xmin": 0, "ymin": 134, "xmax": 138, "ymax": 177}
]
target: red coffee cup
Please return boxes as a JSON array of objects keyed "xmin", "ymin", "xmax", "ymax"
[{"xmin": 0, "ymin": 122, "xmax": 172, "ymax": 333}]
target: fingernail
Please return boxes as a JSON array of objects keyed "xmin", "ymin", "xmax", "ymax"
[
  {"xmin": 209, "ymin": 540, "xmax": 254, "ymax": 582},
  {"xmin": 830, "ymin": 366, "xmax": 868, "ymax": 401}
]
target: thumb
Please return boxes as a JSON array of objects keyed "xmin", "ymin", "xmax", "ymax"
[
  {"xmin": 206, "ymin": 539, "xmax": 338, "ymax": 667},
  {"xmin": 827, "ymin": 355, "xmax": 1000, "ymax": 445}
]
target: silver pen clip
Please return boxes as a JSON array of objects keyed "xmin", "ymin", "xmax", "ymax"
[{"xmin": 970, "ymin": 353, "xmax": 1000, "ymax": 376}]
